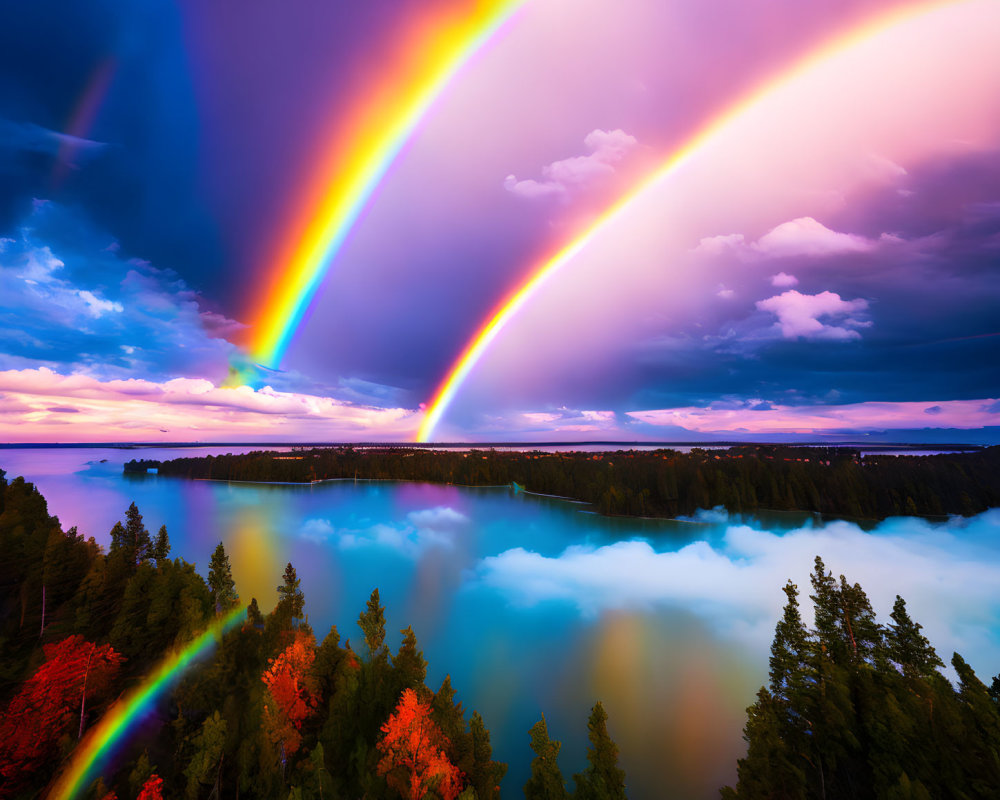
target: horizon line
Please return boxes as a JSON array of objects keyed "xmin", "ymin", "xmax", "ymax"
[{"xmin": 0, "ymin": 440, "xmax": 990, "ymax": 450}]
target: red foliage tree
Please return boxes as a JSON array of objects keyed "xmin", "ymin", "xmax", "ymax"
[
  {"xmin": 377, "ymin": 688, "xmax": 464, "ymax": 800},
  {"xmin": 0, "ymin": 635, "xmax": 124, "ymax": 792},
  {"xmin": 261, "ymin": 629, "xmax": 320, "ymax": 759},
  {"xmin": 136, "ymin": 774, "xmax": 164, "ymax": 800}
]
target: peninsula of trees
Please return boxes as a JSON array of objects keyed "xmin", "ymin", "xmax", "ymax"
[{"xmin": 128, "ymin": 445, "xmax": 1000, "ymax": 519}]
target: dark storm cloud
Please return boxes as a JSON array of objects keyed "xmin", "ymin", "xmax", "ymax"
[
  {"xmin": 609, "ymin": 149, "xmax": 1000, "ymax": 412},
  {"xmin": 0, "ymin": 0, "xmax": 222, "ymax": 301}
]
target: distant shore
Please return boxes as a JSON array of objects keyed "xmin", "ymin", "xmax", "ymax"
[{"xmin": 124, "ymin": 444, "xmax": 1000, "ymax": 521}]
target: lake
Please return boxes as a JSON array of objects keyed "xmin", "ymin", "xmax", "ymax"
[{"xmin": 3, "ymin": 446, "xmax": 999, "ymax": 799}]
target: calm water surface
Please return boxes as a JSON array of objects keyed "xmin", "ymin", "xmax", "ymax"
[{"xmin": 2, "ymin": 446, "xmax": 997, "ymax": 799}]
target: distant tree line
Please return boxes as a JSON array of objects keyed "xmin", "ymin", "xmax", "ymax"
[
  {"xmin": 0, "ymin": 469, "xmax": 626, "ymax": 799},
  {"xmin": 128, "ymin": 445, "xmax": 1000, "ymax": 519},
  {"xmin": 723, "ymin": 558, "xmax": 1000, "ymax": 799}
]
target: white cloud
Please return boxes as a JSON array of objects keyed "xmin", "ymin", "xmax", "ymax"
[
  {"xmin": 753, "ymin": 217, "xmax": 876, "ymax": 257},
  {"xmin": 505, "ymin": 129, "xmax": 637, "ymax": 199},
  {"xmin": 77, "ymin": 289, "xmax": 123, "ymax": 317},
  {"xmin": 477, "ymin": 511, "xmax": 1000, "ymax": 667},
  {"xmin": 756, "ymin": 289, "xmax": 870, "ymax": 340},
  {"xmin": 407, "ymin": 506, "xmax": 469, "ymax": 531}
]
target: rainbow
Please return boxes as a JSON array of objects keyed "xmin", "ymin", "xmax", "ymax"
[
  {"xmin": 49, "ymin": 607, "xmax": 245, "ymax": 800},
  {"xmin": 251, "ymin": 0, "xmax": 529, "ymax": 370},
  {"xmin": 53, "ymin": 58, "xmax": 117, "ymax": 187},
  {"xmin": 415, "ymin": 0, "xmax": 976, "ymax": 442}
]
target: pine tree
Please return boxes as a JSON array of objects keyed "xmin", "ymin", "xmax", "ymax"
[
  {"xmin": 183, "ymin": 711, "xmax": 227, "ymax": 799},
  {"xmin": 572, "ymin": 702, "xmax": 626, "ymax": 800},
  {"xmin": 809, "ymin": 557, "xmax": 841, "ymax": 660},
  {"xmin": 769, "ymin": 581, "xmax": 808, "ymax": 702},
  {"xmin": 726, "ymin": 688, "xmax": 806, "ymax": 800},
  {"xmin": 886, "ymin": 596, "xmax": 942, "ymax": 679},
  {"xmin": 208, "ymin": 542, "xmax": 238, "ymax": 615},
  {"xmin": 951, "ymin": 652, "xmax": 1000, "ymax": 790},
  {"xmin": 469, "ymin": 711, "xmax": 507, "ymax": 800},
  {"xmin": 837, "ymin": 576, "xmax": 882, "ymax": 666},
  {"xmin": 109, "ymin": 521, "xmax": 127, "ymax": 553},
  {"xmin": 247, "ymin": 597, "xmax": 264, "ymax": 629},
  {"xmin": 524, "ymin": 715, "xmax": 567, "ymax": 800},
  {"xmin": 124, "ymin": 502, "xmax": 152, "ymax": 565},
  {"xmin": 358, "ymin": 588, "xmax": 387, "ymax": 662},
  {"xmin": 152, "ymin": 525, "xmax": 170, "ymax": 563},
  {"xmin": 276, "ymin": 562, "xmax": 305, "ymax": 626},
  {"xmin": 393, "ymin": 625, "xmax": 427, "ymax": 692}
]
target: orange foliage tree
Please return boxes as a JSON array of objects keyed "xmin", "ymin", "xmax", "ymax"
[
  {"xmin": 136, "ymin": 774, "xmax": 164, "ymax": 800},
  {"xmin": 261, "ymin": 629, "xmax": 321, "ymax": 760},
  {"xmin": 377, "ymin": 688, "xmax": 464, "ymax": 800},
  {"xmin": 0, "ymin": 635, "xmax": 124, "ymax": 790}
]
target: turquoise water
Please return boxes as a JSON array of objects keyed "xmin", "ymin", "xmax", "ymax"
[{"xmin": 3, "ymin": 447, "xmax": 999, "ymax": 799}]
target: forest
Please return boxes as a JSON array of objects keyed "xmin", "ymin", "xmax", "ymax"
[
  {"xmin": 3, "ymin": 467, "xmax": 1000, "ymax": 799},
  {"xmin": 128, "ymin": 445, "xmax": 1000, "ymax": 519},
  {"xmin": 0, "ymin": 470, "xmax": 624, "ymax": 799}
]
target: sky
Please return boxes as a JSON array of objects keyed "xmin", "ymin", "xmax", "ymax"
[{"xmin": 1, "ymin": 0, "xmax": 999, "ymax": 443}]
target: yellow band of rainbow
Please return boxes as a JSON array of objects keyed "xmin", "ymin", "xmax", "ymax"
[{"xmin": 251, "ymin": 0, "xmax": 529, "ymax": 369}]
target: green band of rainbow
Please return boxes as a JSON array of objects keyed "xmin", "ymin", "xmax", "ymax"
[
  {"xmin": 50, "ymin": 607, "xmax": 246, "ymax": 800},
  {"xmin": 415, "ymin": 0, "xmax": 968, "ymax": 442},
  {"xmin": 252, "ymin": 0, "xmax": 529, "ymax": 369}
]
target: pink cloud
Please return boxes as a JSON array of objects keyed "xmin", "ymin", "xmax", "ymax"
[
  {"xmin": 756, "ymin": 289, "xmax": 870, "ymax": 340},
  {"xmin": 628, "ymin": 399, "xmax": 1000, "ymax": 434},
  {"xmin": 770, "ymin": 272, "xmax": 799, "ymax": 287},
  {"xmin": 753, "ymin": 217, "xmax": 876, "ymax": 257},
  {"xmin": 505, "ymin": 128, "xmax": 637, "ymax": 199},
  {"xmin": 0, "ymin": 368, "xmax": 419, "ymax": 442}
]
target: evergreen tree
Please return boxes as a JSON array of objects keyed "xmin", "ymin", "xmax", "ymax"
[
  {"xmin": 470, "ymin": 710, "xmax": 507, "ymax": 800},
  {"xmin": 393, "ymin": 625, "xmax": 427, "ymax": 693},
  {"xmin": 124, "ymin": 502, "xmax": 153, "ymax": 565},
  {"xmin": 358, "ymin": 588, "xmax": 387, "ymax": 662},
  {"xmin": 951, "ymin": 652, "xmax": 1000, "ymax": 791},
  {"xmin": 247, "ymin": 597, "xmax": 264, "ymax": 629},
  {"xmin": 725, "ymin": 688, "xmax": 806, "ymax": 800},
  {"xmin": 886, "ymin": 595, "xmax": 942, "ymax": 679},
  {"xmin": 276, "ymin": 562, "xmax": 305, "ymax": 626},
  {"xmin": 208, "ymin": 542, "xmax": 238, "ymax": 615},
  {"xmin": 108, "ymin": 521, "xmax": 127, "ymax": 553},
  {"xmin": 572, "ymin": 702, "xmax": 626, "ymax": 800},
  {"xmin": 152, "ymin": 525, "xmax": 170, "ymax": 563},
  {"xmin": 524, "ymin": 715, "xmax": 568, "ymax": 800},
  {"xmin": 769, "ymin": 581, "xmax": 808, "ymax": 702}
]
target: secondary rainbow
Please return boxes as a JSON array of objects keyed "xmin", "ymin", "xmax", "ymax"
[
  {"xmin": 251, "ymin": 0, "xmax": 529, "ymax": 370},
  {"xmin": 49, "ymin": 607, "xmax": 246, "ymax": 800},
  {"xmin": 415, "ymin": 0, "xmax": 970, "ymax": 442}
]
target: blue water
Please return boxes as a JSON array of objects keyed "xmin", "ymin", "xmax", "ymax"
[{"xmin": 3, "ymin": 446, "xmax": 999, "ymax": 799}]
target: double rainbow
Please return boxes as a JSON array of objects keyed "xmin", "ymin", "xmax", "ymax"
[
  {"xmin": 251, "ymin": 0, "xmax": 529, "ymax": 369},
  {"xmin": 49, "ymin": 607, "xmax": 245, "ymax": 800}
]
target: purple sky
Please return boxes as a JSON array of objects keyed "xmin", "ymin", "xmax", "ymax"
[{"xmin": 0, "ymin": 0, "xmax": 998, "ymax": 442}]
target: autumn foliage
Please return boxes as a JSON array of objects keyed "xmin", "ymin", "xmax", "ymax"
[
  {"xmin": 0, "ymin": 635, "xmax": 124, "ymax": 793},
  {"xmin": 261, "ymin": 629, "xmax": 321, "ymax": 759},
  {"xmin": 136, "ymin": 774, "xmax": 164, "ymax": 800},
  {"xmin": 378, "ymin": 688, "xmax": 464, "ymax": 800}
]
